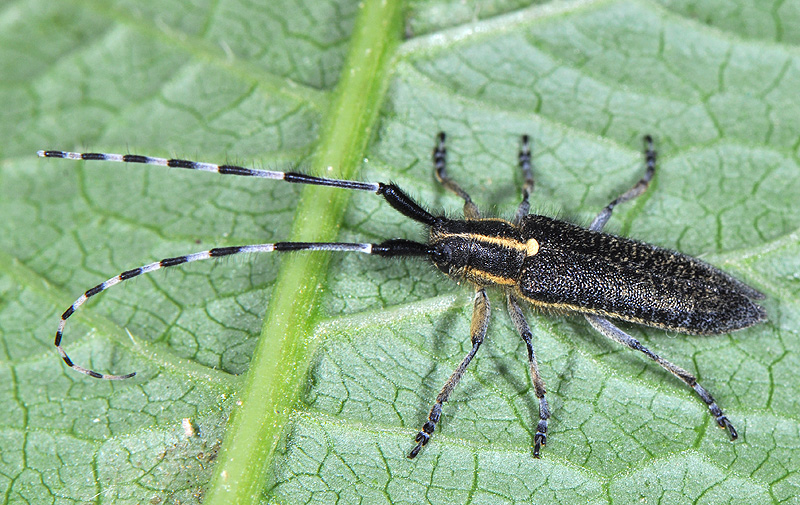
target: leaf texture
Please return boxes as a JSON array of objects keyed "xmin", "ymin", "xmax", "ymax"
[{"xmin": 0, "ymin": 0, "xmax": 797, "ymax": 503}]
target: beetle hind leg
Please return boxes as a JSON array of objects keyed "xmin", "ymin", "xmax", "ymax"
[
  {"xmin": 585, "ymin": 314, "xmax": 738, "ymax": 440},
  {"xmin": 590, "ymin": 135, "xmax": 656, "ymax": 232}
]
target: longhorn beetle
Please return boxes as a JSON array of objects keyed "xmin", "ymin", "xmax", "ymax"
[{"xmin": 38, "ymin": 133, "xmax": 766, "ymax": 459}]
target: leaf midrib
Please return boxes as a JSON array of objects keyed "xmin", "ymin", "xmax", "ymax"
[{"xmin": 202, "ymin": 4, "xmax": 406, "ymax": 503}]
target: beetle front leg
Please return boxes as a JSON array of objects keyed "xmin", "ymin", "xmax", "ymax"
[{"xmin": 409, "ymin": 288, "xmax": 490, "ymax": 458}]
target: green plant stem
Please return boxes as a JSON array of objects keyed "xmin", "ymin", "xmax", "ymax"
[{"xmin": 204, "ymin": 2, "xmax": 405, "ymax": 503}]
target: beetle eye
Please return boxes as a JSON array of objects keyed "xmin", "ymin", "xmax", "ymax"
[{"xmin": 431, "ymin": 243, "xmax": 451, "ymax": 265}]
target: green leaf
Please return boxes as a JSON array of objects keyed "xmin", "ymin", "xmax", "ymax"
[{"xmin": 1, "ymin": 0, "xmax": 798, "ymax": 504}]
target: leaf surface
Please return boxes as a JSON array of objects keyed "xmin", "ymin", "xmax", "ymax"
[{"xmin": 0, "ymin": 0, "xmax": 798, "ymax": 503}]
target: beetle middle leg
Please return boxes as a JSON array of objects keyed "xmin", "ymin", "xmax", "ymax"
[
  {"xmin": 513, "ymin": 134, "xmax": 535, "ymax": 225},
  {"xmin": 409, "ymin": 288, "xmax": 490, "ymax": 458},
  {"xmin": 507, "ymin": 293, "xmax": 550, "ymax": 457}
]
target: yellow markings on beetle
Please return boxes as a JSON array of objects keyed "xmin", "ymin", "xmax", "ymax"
[
  {"xmin": 440, "ymin": 231, "xmax": 538, "ymax": 255},
  {"xmin": 465, "ymin": 267, "xmax": 517, "ymax": 286},
  {"xmin": 525, "ymin": 238, "xmax": 539, "ymax": 256}
]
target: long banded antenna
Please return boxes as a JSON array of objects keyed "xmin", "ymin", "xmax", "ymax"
[
  {"xmin": 37, "ymin": 150, "xmax": 438, "ymax": 226},
  {"xmin": 54, "ymin": 240, "xmax": 431, "ymax": 380},
  {"xmin": 39, "ymin": 148, "xmax": 439, "ymax": 379}
]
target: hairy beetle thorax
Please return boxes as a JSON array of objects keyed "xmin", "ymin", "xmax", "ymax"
[{"xmin": 430, "ymin": 218, "xmax": 536, "ymax": 287}]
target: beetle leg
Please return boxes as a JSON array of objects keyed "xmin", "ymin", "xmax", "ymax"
[
  {"xmin": 513, "ymin": 135, "xmax": 535, "ymax": 225},
  {"xmin": 433, "ymin": 132, "xmax": 481, "ymax": 219},
  {"xmin": 409, "ymin": 288, "xmax": 490, "ymax": 458},
  {"xmin": 507, "ymin": 293, "xmax": 550, "ymax": 457},
  {"xmin": 590, "ymin": 135, "xmax": 656, "ymax": 232},
  {"xmin": 585, "ymin": 314, "xmax": 738, "ymax": 440}
]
